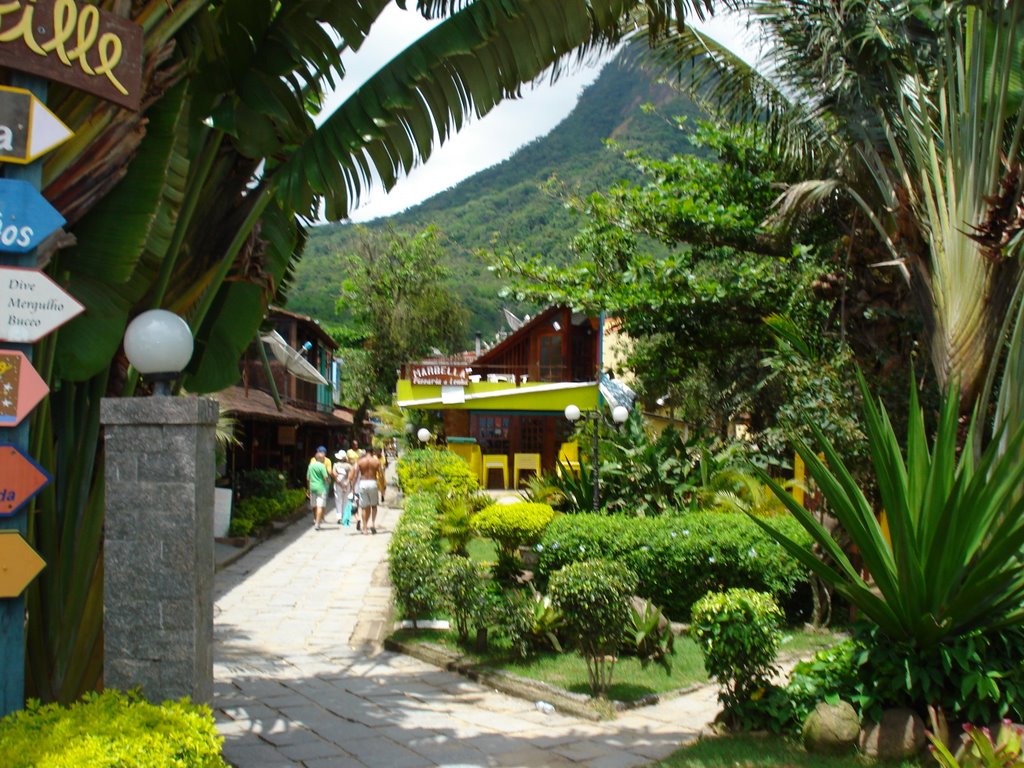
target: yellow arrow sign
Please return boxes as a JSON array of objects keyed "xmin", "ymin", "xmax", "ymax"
[{"xmin": 0, "ymin": 531, "xmax": 45, "ymax": 598}]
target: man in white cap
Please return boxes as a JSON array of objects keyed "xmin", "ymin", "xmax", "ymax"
[{"xmin": 307, "ymin": 446, "xmax": 331, "ymax": 530}]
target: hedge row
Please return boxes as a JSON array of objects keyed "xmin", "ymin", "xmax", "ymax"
[
  {"xmin": 228, "ymin": 488, "xmax": 307, "ymax": 537},
  {"xmin": 388, "ymin": 493, "xmax": 445, "ymax": 621},
  {"xmin": 535, "ymin": 512, "xmax": 813, "ymax": 621},
  {"xmin": 396, "ymin": 449, "xmax": 478, "ymax": 496}
]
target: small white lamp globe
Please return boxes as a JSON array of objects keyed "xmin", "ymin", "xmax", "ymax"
[
  {"xmin": 612, "ymin": 405, "xmax": 630, "ymax": 424},
  {"xmin": 124, "ymin": 310, "xmax": 194, "ymax": 374},
  {"xmin": 405, "ymin": 423, "xmax": 414, "ymax": 434},
  {"xmin": 564, "ymin": 404, "xmax": 581, "ymax": 422},
  {"xmin": 417, "ymin": 427, "xmax": 431, "ymax": 444}
]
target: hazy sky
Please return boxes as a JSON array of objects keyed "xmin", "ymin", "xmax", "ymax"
[{"xmin": 320, "ymin": 7, "xmax": 761, "ymax": 223}]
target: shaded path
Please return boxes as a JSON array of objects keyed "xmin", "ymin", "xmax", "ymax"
[{"xmin": 213, "ymin": 490, "xmax": 716, "ymax": 767}]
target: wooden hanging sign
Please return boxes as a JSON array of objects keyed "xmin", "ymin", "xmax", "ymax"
[
  {"xmin": 0, "ymin": 531, "xmax": 46, "ymax": 598},
  {"xmin": 0, "ymin": 0, "xmax": 144, "ymax": 111},
  {"xmin": 0, "ymin": 350, "xmax": 49, "ymax": 428},
  {"xmin": 0, "ymin": 444, "xmax": 50, "ymax": 517},
  {"xmin": 0, "ymin": 86, "xmax": 74, "ymax": 164}
]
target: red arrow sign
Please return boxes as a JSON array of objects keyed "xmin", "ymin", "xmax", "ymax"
[
  {"xmin": 0, "ymin": 266, "xmax": 84, "ymax": 343},
  {"xmin": 0, "ymin": 444, "xmax": 49, "ymax": 517},
  {"xmin": 0, "ymin": 351, "xmax": 48, "ymax": 428}
]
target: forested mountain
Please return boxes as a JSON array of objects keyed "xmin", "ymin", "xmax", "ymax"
[{"xmin": 286, "ymin": 53, "xmax": 705, "ymax": 340}]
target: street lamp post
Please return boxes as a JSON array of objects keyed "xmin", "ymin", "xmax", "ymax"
[{"xmin": 564, "ymin": 403, "xmax": 629, "ymax": 512}]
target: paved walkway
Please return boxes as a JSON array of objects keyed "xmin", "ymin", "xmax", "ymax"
[{"xmin": 213, "ymin": 491, "xmax": 718, "ymax": 768}]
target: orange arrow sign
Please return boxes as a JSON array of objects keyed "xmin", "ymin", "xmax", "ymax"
[
  {"xmin": 0, "ymin": 531, "xmax": 45, "ymax": 598},
  {"xmin": 0, "ymin": 351, "xmax": 49, "ymax": 428},
  {"xmin": 0, "ymin": 445, "xmax": 49, "ymax": 517}
]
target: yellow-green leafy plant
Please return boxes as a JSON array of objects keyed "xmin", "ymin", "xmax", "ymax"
[{"xmin": 0, "ymin": 690, "xmax": 225, "ymax": 767}]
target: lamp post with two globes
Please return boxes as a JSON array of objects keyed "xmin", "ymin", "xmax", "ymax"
[{"xmin": 563, "ymin": 402, "xmax": 629, "ymax": 512}]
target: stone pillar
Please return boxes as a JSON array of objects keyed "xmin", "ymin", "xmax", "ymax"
[{"xmin": 101, "ymin": 396, "xmax": 218, "ymax": 704}]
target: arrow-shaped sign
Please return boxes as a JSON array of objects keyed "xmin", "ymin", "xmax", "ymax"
[
  {"xmin": 0, "ymin": 179, "xmax": 65, "ymax": 254},
  {"xmin": 0, "ymin": 531, "xmax": 46, "ymax": 598},
  {"xmin": 0, "ymin": 267, "xmax": 84, "ymax": 344},
  {"xmin": 0, "ymin": 351, "xmax": 49, "ymax": 428},
  {"xmin": 0, "ymin": 444, "xmax": 50, "ymax": 517},
  {"xmin": 0, "ymin": 85, "xmax": 73, "ymax": 164}
]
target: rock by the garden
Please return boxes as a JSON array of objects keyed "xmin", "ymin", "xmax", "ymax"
[
  {"xmin": 859, "ymin": 708, "xmax": 926, "ymax": 760},
  {"xmin": 803, "ymin": 700, "xmax": 861, "ymax": 755}
]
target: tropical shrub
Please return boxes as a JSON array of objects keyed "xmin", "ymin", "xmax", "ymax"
[
  {"xmin": 753, "ymin": 373, "xmax": 1024, "ymax": 649},
  {"xmin": 437, "ymin": 494, "xmax": 476, "ymax": 556},
  {"xmin": 548, "ymin": 560, "xmax": 638, "ymax": 697},
  {"xmin": 397, "ymin": 449, "xmax": 478, "ymax": 496},
  {"xmin": 0, "ymin": 690, "xmax": 225, "ymax": 767},
  {"xmin": 235, "ymin": 468, "xmax": 288, "ymax": 501},
  {"xmin": 439, "ymin": 554, "xmax": 491, "ymax": 644},
  {"xmin": 535, "ymin": 512, "xmax": 812, "ymax": 621},
  {"xmin": 929, "ymin": 717, "xmax": 1024, "ymax": 768},
  {"xmin": 228, "ymin": 488, "xmax": 306, "ymax": 537},
  {"xmin": 691, "ymin": 588, "xmax": 783, "ymax": 719},
  {"xmin": 750, "ymin": 624, "xmax": 1024, "ymax": 733},
  {"xmin": 624, "ymin": 597, "xmax": 674, "ymax": 670},
  {"xmin": 598, "ymin": 418, "xmax": 701, "ymax": 516},
  {"xmin": 388, "ymin": 494, "xmax": 445, "ymax": 624},
  {"xmin": 496, "ymin": 586, "xmax": 565, "ymax": 658}
]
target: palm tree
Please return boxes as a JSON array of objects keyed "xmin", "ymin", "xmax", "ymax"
[
  {"xmin": 634, "ymin": 0, "xmax": 1024, "ymax": 419},
  {"xmin": 28, "ymin": 0, "xmax": 719, "ymax": 703}
]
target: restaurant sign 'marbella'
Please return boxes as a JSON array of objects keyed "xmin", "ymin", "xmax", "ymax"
[
  {"xmin": 0, "ymin": 0, "xmax": 143, "ymax": 111},
  {"xmin": 410, "ymin": 364, "xmax": 469, "ymax": 387}
]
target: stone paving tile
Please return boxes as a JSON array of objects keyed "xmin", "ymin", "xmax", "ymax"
[
  {"xmin": 337, "ymin": 735, "xmax": 434, "ymax": 767},
  {"xmin": 277, "ymin": 734, "xmax": 348, "ymax": 762},
  {"xmin": 220, "ymin": 741, "xmax": 295, "ymax": 768}
]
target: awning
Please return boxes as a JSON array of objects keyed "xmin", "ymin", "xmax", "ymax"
[
  {"xmin": 213, "ymin": 386, "xmax": 352, "ymax": 427},
  {"xmin": 397, "ymin": 380, "xmax": 598, "ymax": 411}
]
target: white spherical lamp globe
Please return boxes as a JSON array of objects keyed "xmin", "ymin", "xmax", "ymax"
[
  {"xmin": 612, "ymin": 405, "xmax": 630, "ymax": 424},
  {"xmin": 416, "ymin": 427, "xmax": 431, "ymax": 444},
  {"xmin": 564, "ymin": 404, "xmax": 581, "ymax": 422},
  {"xmin": 124, "ymin": 310, "xmax": 194, "ymax": 375}
]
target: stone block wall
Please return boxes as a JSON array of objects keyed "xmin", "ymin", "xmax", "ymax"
[{"xmin": 101, "ymin": 396, "xmax": 218, "ymax": 704}]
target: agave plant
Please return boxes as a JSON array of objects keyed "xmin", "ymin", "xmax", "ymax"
[{"xmin": 751, "ymin": 372, "xmax": 1024, "ymax": 648}]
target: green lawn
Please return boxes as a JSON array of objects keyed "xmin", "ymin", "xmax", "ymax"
[
  {"xmin": 656, "ymin": 734, "xmax": 922, "ymax": 767},
  {"xmin": 390, "ymin": 626, "xmax": 843, "ymax": 703}
]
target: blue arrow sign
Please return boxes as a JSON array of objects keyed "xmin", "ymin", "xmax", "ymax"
[{"xmin": 0, "ymin": 179, "xmax": 64, "ymax": 253}]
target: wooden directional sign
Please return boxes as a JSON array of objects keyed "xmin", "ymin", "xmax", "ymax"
[
  {"xmin": 0, "ymin": 1, "xmax": 143, "ymax": 111},
  {"xmin": 0, "ymin": 531, "xmax": 45, "ymax": 599},
  {"xmin": 0, "ymin": 180, "xmax": 65, "ymax": 253},
  {"xmin": 0, "ymin": 444, "xmax": 50, "ymax": 517},
  {"xmin": 0, "ymin": 86, "xmax": 73, "ymax": 164},
  {"xmin": 0, "ymin": 266, "xmax": 84, "ymax": 344},
  {"xmin": 0, "ymin": 351, "xmax": 49, "ymax": 428}
]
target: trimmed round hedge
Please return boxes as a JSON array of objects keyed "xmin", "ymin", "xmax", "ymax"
[
  {"xmin": 472, "ymin": 502, "xmax": 555, "ymax": 556},
  {"xmin": 535, "ymin": 511, "xmax": 813, "ymax": 621}
]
